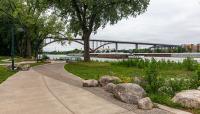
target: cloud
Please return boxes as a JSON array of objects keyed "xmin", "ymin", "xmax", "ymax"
[{"xmin": 44, "ymin": 0, "xmax": 200, "ymax": 51}]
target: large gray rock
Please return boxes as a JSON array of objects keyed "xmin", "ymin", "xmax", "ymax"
[
  {"xmin": 103, "ymin": 83, "xmax": 116, "ymax": 93},
  {"xmin": 172, "ymin": 90, "xmax": 200, "ymax": 108},
  {"xmin": 197, "ymin": 86, "xmax": 200, "ymax": 91},
  {"xmin": 83, "ymin": 80, "xmax": 98, "ymax": 87},
  {"xmin": 138, "ymin": 97, "xmax": 153, "ymax": 110},
  {"xmin": 99, "ymin": 76, "xmax": 121, "ymax": 86},
  {"xmin": 113, "ymin": 83, "xmax": 146, "ymax": 104}
]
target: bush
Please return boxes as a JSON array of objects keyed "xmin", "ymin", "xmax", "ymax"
[
  {"xmin": 144, "ymin": 58, "xmax": 161, "ymax": 93},
  {"xmin": 166, "ymin": 78, "xmax": 191, "ymax": 96}
]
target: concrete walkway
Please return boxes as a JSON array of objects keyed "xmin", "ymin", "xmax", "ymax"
[
  {"xmin": 0, "ymin": 68, "xmax": 135, "ymax": 114},
  {"xmin": 0, "ymin": 63, "xmax": 190, "ymax": 114}
]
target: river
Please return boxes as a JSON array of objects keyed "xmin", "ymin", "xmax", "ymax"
[{"xmin": 44, "ymin": 54, "xmax": 200, "ymax": 63}]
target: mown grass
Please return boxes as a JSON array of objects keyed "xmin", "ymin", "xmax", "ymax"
[{"xmin": 0, "ymin": 66, "xmax": 16, "ymax": 84}]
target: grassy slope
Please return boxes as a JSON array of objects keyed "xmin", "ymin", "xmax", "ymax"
[{"xmin": 0, "ymin": 66, "xmax": 16, "ymax": 84}]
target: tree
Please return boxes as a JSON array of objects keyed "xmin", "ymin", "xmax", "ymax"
[
  {"xmin": 0, "ymin": 0, "xmax": 67, "ymax": 58},
  {"xmin": 46, "ymin": 0, "xmax": 150, "ymax": 61}
]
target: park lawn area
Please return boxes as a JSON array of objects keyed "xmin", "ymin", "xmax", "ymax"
[
  {"xmin": 64, "ymin": 61, "xmax": 195, "ymax": 83},
  {"xmin": 0, "ymin": 66, "xmax": 16, "ymax": 84}
]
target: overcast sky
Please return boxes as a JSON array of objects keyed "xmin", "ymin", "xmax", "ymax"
[{"xmin": 44, "ymin": 0, "xmax": 200, "ymax": 51}]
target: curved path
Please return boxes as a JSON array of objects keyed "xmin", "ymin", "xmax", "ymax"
[{"xmin": 0, "ymin": 63, "xmax": 176, "ymax": 114}]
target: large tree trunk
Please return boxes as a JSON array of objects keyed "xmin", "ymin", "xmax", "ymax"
[{"xmin": 83, "ymin": 32, "xmax": 91, "ymax": 62}]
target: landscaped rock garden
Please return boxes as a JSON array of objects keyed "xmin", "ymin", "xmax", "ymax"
[
  {"xmin": 82, "ymin": 76, "xmax": 154, "ymax": 110},
  {"xmin": 7, "ymin": 64, "xmax": 31, "ymax": 71}
]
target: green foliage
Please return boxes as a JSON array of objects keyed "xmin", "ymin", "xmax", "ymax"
[
  {"xmin": 46, "ymin": 0, "xmax": 150, "ymax": 61},
  {"xmin": 47, "ymin": 0, "xmax": 150, "ymax": 36},
  {"xmin": 0, "ymin": 66, "xmax": 16, "ymax": 84},
  {"xmin": 183, "ymin": 57, "xmax": 198, "ymax": 71},
  {"xmin": 196, "ymin": 65, "xmax": 200, "ymax": 81},
  {"xmin": 0, "ymin": 0, "xmax": 67, "ymax": 57},
  {"xmin": 144, "ymin": 58, "xmax": 161, "ymax": 93},
  {"xmin": 149, "ymin": 93, "xmax": 183, "ymax": 108}
]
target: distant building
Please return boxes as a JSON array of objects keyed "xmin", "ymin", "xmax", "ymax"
[{"xmin": 182, "ymin": 44, "xmax": 200, "ymax": 52}]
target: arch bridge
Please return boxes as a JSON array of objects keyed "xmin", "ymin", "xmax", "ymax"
[{"xmin": 44, "ymin": 37, "xmax": 180, "ymax": 53}]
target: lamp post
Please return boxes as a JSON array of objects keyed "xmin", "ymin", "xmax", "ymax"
[
  {"xmin": 11, "ymin": 26, "xmax": 15, "ymax": 70},
  {"xmin": 11, "ymin": 27, "xmax": 24, "ymax": 70}
]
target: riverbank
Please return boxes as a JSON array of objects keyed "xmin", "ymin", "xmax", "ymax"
[{"xmin": 64, "ymin": 61, "xmax": 200, "ymax": 114}]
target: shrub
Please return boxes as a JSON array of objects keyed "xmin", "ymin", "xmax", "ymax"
[
  {"xmin": 166, "ymin": 78, "xmax": 191, "ymax": 96},
  {"xmin": 144, "ymin": 58, "xmax": 161, "ymax": 93}
]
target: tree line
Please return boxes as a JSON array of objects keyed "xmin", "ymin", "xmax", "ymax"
[{"xmin": 0, "ymin": 0, "xmax": 150, "ymax": 61}]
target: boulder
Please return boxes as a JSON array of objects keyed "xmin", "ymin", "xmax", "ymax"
[
  {"xmin": 104, "ymin": 83, "xmax": 116, "ymax": 93},
  {"xmin": 99, "ymin": 76, "xmax": 121, "ymax": 86},
  {"xmin": 138, "ymin": 97, "xmax": 153, "ymax": 110},
  {"xmin": 83, "ymin": 80, "xmax": 98, "ymax": 87},
  {"xmin": 113, "ymin": 83, "xmax": 146, "ymax": 104},
  {"xmin": 19, "ymin": 64, "xmax": 31, "ymax": 71},
  {"xmin": 172, "ymin": 90, "xmax": 200, "ymax": 108}
]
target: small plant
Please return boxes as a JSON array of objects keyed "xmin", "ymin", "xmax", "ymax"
[
  {"xmin": 144, "ymin": 58, "xmax": 160, "ymax": 93},
  {"xmin": 183, "ymin": 57, "xmax": 198, "ymax": 71},
  {"xmin": 196, "ymin": 65, "xmax": 200, "ymax": 81},
  {"xmin": 166, "ymin": 78, "xmax": 191, "ymax": 96}
]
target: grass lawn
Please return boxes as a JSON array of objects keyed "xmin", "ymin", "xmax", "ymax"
[
  {"xmin": 0, "ymin": 56, "xmax": 33, "ymax": 64},
  {"xmin": 0, "ymin": 66, "xmax": 16, "ymax": 84},
  {"xmin": 30, "ymin": 61, "xmax": 49, "ymax": 67},
  {"xmin": 65, "ymin": 61, "xmax": 199, "ymax": 114},
  {"xmin": 64, "ymin": 62, "xmax": 195, "ymax": 83}
]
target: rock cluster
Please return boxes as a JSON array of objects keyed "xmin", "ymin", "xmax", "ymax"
[
  {"xmin": 7, "ymin": 64, "xmax": 30, "ymax": 71},
  {"xmin": 82, "ymin": 76, "xmax": 153, "ymax": 110}
]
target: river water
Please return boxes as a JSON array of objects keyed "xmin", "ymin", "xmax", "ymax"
[{"xmin": 44, "ymin": 54, "xmax": 200, "ymax": 63}]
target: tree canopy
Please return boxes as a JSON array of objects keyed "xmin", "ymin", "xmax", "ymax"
[
  {"xmin": 47, "ymin": 0, "xmax": 150, "ymax": 61},
  {"xmin": 0, "ymin": 0, "xmax": 66, "ymax": 57}
]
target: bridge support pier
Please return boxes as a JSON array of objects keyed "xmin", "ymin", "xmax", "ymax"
[
  {"xmin": 135, "ymin": 44, "xmax": 139, "ymax": 53},
  {"xmin": 115, "ymin": 43, "xmax": 118, "ymax": 53},
  {"xmin": 92, "ymin": 41, "xmax": 95, "ymax": 50}
]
